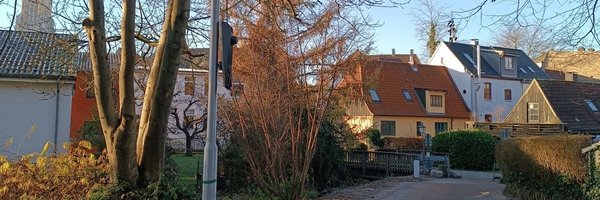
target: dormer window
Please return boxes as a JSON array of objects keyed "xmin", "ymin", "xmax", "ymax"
[
  {"xmin": 426, "ymin": 90, "xmax": 445, "ymax": 113},
  {"xmin": 585, "ymin": 99, "xmax": 599, "ymax": 112},
  {"xmin": 369, "ymin": 89, "xmax": 381, "ymax": 103},
  {"xmin": 430, "ymin": 95, "xmax": 443, "ymax": 107},
  {"xmin": 504, "ymin": 57, "xmax": 513, "ymax": 70}
]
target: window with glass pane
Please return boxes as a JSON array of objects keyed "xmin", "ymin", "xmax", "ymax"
[
  {"xmin": 380, "ymin": 121, "xmax": 395, "ymax": 136},
  {"xmin": 585, "ymin": 99, "xmax": 599, "ymax": 112},
  {"xmin": 369, "ymin": 89, "xmax": 381, "ymax": 103},
  {"xmin": 504, "ymin": 89, "xmax": 512, "ymax": 101},
  {"xmin": 184, "ymin": 76, "xmax": 195, "ymax": 95},
  {"xmin": 484, "ymin": 83, "xmax": 492, "ymax": 101},
  {"xmin": 504, "ymin": 57, "xmax": 513, "ymax": 69},
  {"xmin": 184, "ymin": 109, "xmax": 196, "ymax": 125},
  {"xmin": 435, "ymin": 122, "xmax": 448, "ymax": 133},
  {"xmin": 430, "ymin": 95, "xmax": 443, "ymax": 107},
  {"xmin": 528, "ymin": 103, "xmax": 539, "ymax": 123},
  {"xmin": 402, "ymin": 90, "xmax": 412, "ymax": 101}
]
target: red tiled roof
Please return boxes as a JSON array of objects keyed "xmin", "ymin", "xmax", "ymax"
[
  {"xmin": 360, "ymin": 60, "xmax": 470, "ymax": 118},
  {"xmin": 367, "ymin": 54, "xmax": 421, "ymax": 64}
]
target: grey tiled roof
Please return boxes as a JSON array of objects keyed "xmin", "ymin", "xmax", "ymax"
[
  {"xmin": 0, "ymin": 30, "xmax": 77, "ymax": 79},
  {"xmin": 537, "ymin": 80, "xmax": 600, "ymax": 133},
  {"xmin": 444, "ymin": 42, "xmax": 551, "ymax": 80}
]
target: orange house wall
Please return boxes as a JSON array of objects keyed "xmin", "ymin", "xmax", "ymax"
[{"xmin": 70, "ymin": 71, "xmax": 98, "ymax": 139}]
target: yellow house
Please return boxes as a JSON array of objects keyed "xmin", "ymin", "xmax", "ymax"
[{"xmin": 343, "ymin": 58, "xmax": 472, "ymax": 138}]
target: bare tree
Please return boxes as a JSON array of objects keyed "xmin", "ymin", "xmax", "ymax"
[
  {"xmin": 168, "ymin": 93, "xmax": 207, "ymax": 157},
  {"xmin": 453, "ymin": 1, "xmax": 600, "ymax": 49},
  {"xmin": 410, "ymin": 0, "xmax": 449, "ymax": 58},
  {"xmin": 83, "ymin": 0, "xmax": 190, "ymax": 187},
  {"xmin": 491, "ymin": 24, "xmax": 558, "ymax": 58}
]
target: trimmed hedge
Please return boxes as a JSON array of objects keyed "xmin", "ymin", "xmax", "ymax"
[
  {"xmin": 383, "ymin": 137, "xmax": 423, "ymax": 150},
  {"xmin": 432, "ymin": 129, "xmax": 496, "ymax": 170},
  {"xmin": 496, "ymin": 135, "xmax": 591, "ymax": 200}
]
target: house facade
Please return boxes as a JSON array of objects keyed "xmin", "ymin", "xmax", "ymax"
[
  {"xmin": 429, "ymin": 41, "xmax": 551, "ymax": 122},
  {"xmin": 537, "ymin": 48, "xmax": 600, "ymax": 81},
  {"xmin": 71, "ymin": 50, "xmax": 233, "ymax": 150},
  {"xmin": 344, "ymin": 58, "xmax": 471, "ymax": 138},
  {"xmin": 0, "ymin": 30, "xmax": 76, "ymax": 157},
  {"xmin": 504, "ymin": 79, "xmax": 600, "ymax": 134}
]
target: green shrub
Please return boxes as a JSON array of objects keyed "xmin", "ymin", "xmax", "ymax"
[
  {"xmin": 383, "ymin": 137, "xmax": 423, "ymax": 150},
  {"xmin": 219, "ymin": 139, "xmax": 251, "ymax": 192},
  {"xmin": 78, "ymin": 120, "xmax": 106, "ymax": 154},
  {"xmin": 311, "ymin": 119, "xmax": 350, "ymax": 192},
  {"xmin": 365, "ymin": 129, "xmax": 384, "ymax": 149},
  {"xmin": 432, "ymin": 129, "xmax": 496, "ymax": 170},
  {"xmin": 496, "ymin": 135, "xmax": 590, "ymax": 200}
]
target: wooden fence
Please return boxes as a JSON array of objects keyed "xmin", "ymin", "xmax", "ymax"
[
  {"xmin": 473, "ymin": 122, "xmax": 567, "ymax": 136},
  {"xmin": 345, "ymin": 150, "xmax": 418, "ymax": 176}
]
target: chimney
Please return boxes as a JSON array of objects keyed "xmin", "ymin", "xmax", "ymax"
[
  {"xmin": 471, "ymin": 39, "xmax": 481, "ymax": 78},
  {"xmin": 566, "ymin": 72, "xmax": 578, "ymax": 82},
  {"xmin": 392, "ymin": 48, "xmax": 396, "ymax": 55},
  {"xmin": 409, "ymin": 49, "xmax": 414, "ymax": 65}
]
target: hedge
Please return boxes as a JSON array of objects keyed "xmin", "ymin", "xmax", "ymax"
[
  {"xmin": 383, "ymin": 137, "xmax": 423, "ymax": 150},
  {"xmin": 432, "ymin": 129, "xmax": 496, "ymax": 170},
  {"xmin": 496, "ymin": 135, "xmax": 591, "ymax": 200}
]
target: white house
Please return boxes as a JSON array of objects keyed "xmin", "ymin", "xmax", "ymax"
[
  {"xmin": 0, "ymin": 30, "xmax": 76, "ymax": 157},
  {"xmin": 130, "ymin": 49, "xmax": 236, "ymax": 151},
  {"xmin": 429, "ymin": 41, "xmax": 551, "ymax": 122}
]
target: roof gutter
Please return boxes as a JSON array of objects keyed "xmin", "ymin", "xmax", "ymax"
[{"xmin": 54, "ymin": 78, "xmax": 61, "ymax": 153}]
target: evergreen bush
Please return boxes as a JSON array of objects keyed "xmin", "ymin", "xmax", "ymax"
[{"xmin": 432, "ymin": 129, "xmax": 496, "ymax": 170}]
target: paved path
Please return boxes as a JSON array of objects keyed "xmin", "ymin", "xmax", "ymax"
[{"xmin": 320, "ymin": 171, "xmax": 509, "ymax": 200}]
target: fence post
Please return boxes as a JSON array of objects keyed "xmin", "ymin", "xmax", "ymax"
[
  {"xmin": 413, "ymin": 158, "xmax": 420, "ymax": 178},
  {"xmin": 385, "ymin": 153, "xmax": 390, "ymax": 177},
  {"xmin": 362, "ymin": 151, "xmax": 366, "ymax": 175}
]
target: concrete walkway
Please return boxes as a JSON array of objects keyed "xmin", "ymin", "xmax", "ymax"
[
  {"xmin": 376, "ymin": 177, "xmax": 507, "ymax": 200},
  {"xmin": 320, "ymin": 171, "xmax": 509, "ymax": 200}
]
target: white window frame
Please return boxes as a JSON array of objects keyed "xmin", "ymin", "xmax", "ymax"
[{"xmin": 504, "ymin": 57, "xmax": 513, "ymax": 70}]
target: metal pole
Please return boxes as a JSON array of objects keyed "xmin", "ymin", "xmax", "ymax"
[{"xmin": 202, "ymin": 0, "xmax": 219, "ymax": 198}]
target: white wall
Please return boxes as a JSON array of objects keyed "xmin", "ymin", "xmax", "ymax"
[
  {"xmin": 429, "ymin": 43, "xmax": 524, "ymax": 122},
  {"xmin": 429, "ymin": 43, "xmax": 473, "ymax": 118},
  {"xmin": 478, "ymin": 77, "xmax": 522, "ymax": 122},
  {"xmin": 133, "ymin": 69, "xmax": 231, "ymax": 150},
  {"xmin": 0, "ymin": 79, "xmax": 73, "ymax": 157}
]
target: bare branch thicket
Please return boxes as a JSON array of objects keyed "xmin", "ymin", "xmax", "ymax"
[
  {"xmin": 220, "ymin": 0, "xmax": 375, "ymax": 198},
  {"xmin": 409, "ymin": 0, "xmax": 449, "ymax": 58},
  {"xmin": 491, "ymin": 24, "xmax": 559, "ymax": 58},
  {"xmin": 453, "ymin": 0, "xmax": 600, "ymax": 49}
]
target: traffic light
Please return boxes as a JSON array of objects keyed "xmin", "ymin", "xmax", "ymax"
[{"xmin": 218, "ymin": 21, "xmax": 238, "ymax": 90}]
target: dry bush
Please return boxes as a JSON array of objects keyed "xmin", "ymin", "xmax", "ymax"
[
  {"xmin": 383, "ymin": 137, "xmax": 423, "ymax": 150},
  {"xmin": 0, "ymin": 141, "xmax": 109, "ymax": 199},
  {"xmin": 496, "ymin": 135, "xmax": 591, "ymax": 200}
]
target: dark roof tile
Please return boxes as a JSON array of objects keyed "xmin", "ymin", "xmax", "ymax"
[
  {"xmin": 0, "ymin": 30, "xmax": 77, "ymax": 79},
  {"xmin": 537, "ymin": 80, "xmax": 600, "ymax": 133}
]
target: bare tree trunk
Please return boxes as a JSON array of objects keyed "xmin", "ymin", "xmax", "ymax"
[
  {"xmin": 83, "ymin": 0, "xmax": 138, "ymax": 185},
  {"xmin": 137, "ymin": 0, "xmax": 191, "ymax": 183},
  {"xmin": 185, "ymin": 136, "xmax": 193, "ymax": 156}
]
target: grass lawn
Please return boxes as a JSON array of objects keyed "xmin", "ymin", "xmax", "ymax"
[{"xmin": 171, "ymin": 153, "xmax": 203, "ymax": 187}]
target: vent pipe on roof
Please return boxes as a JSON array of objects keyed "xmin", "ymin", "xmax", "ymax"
[
  {"xmin": 409, "ymin": 49, "xmax": 414, "ymax": 65},
  {"xmin": 392, "ymin": 48, "xmax": 396, "ymax": 55},
  {"xmin": 471, "ymin": 39, "xmax": 481, "ymax": 78}
]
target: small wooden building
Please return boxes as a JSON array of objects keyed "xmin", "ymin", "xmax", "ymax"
[{"xmin": 504, "ymin": 79, "xmax": 600, "ymax": 134}]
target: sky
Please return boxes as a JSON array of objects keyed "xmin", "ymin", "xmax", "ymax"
[{"xmin": 0, "ymin": 0, "xmax": 540, "ymax": 59}]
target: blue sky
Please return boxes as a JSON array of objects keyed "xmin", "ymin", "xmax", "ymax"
[{"xmin": 0, "ymin": 0, "xmax": 539, "ymax": 57}]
